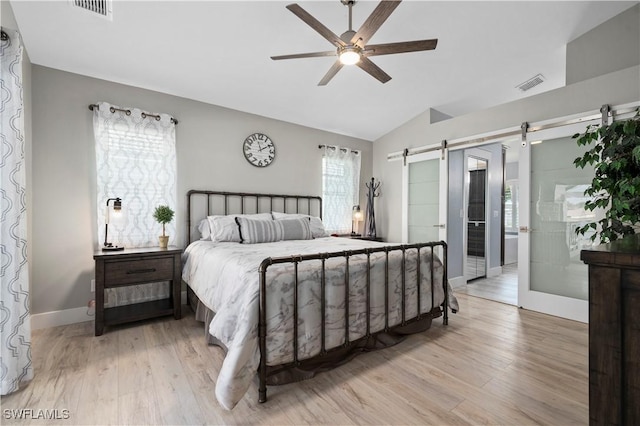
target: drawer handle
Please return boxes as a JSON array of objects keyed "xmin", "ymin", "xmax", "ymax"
[{"xmin": 126, "ymin": 268, "xmax": 156, "ymax": 274}]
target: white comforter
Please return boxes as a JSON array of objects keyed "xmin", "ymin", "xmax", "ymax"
[{"xmin": 182, "ymin": 237, "xmax": 457, "ymax": 410}]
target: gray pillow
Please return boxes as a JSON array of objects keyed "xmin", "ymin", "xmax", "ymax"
[
  {"xmin": 279, "ymin": 218, "xmax": 313, "ymax": 241},
  {"xmin": 235, "ymin": 216, "xmax": 312, "ymax": 243}
]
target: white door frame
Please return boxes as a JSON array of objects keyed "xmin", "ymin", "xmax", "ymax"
[
  {"xmin": 402, "ymin": 148, "xmax": 448, "ymax": 243},
  {"xmin": 517, "ymin": 120, "xmax": 598, "ymax": 323}
]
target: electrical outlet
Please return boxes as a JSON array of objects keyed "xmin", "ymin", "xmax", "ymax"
[{"xmin": 91, "ymin": 279, "xmax": 95, "ymax": 292}]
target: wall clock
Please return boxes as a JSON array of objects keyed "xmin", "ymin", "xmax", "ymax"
[{"xmin": 243, "ymin": 133, "xmax": 275, "ymax": 167}]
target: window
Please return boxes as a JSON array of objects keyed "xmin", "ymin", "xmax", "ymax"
[
  {"xmin": 504, "ymin": 180, "xmax": 519, "ymax": 232},
  {"xmin": 93, "ymin": 102, "xmax": 177, "ymax": 248},
  {"xmin": 322, "ymin": 145, "xmax": 361, "ymax": 234}
]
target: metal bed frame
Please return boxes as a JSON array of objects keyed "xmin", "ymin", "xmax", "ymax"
[{"xmin": 186, "ymin": 190, "xmax": 449, "ymax": 404}]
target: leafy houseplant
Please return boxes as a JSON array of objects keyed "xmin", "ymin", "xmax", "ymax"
[
  {"xmin": 573, "ymin": 110, "xmax": 640, "ymax": 244},
  {"xmin": 153, "ymin": 205, "xmax": 175, "ymax": 248}
]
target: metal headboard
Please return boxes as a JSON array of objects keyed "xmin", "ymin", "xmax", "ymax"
[{"xmin": 186, "ymin": 190, "xmax": 322, "ymax": 245}]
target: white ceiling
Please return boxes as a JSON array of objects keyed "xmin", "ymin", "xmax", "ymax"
[{"xmin": 10, "ymin": 1, "xmax": 637, "ymax": 141}]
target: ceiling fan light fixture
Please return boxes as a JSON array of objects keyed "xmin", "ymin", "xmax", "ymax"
[{"xmin": 339, "ymin": 46, "xmax": 361, "ymax": 65}]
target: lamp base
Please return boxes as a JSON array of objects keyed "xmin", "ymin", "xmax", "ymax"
[{"xmin": 102, "ymin": 245, "xmax": 124, "ymax": 252}]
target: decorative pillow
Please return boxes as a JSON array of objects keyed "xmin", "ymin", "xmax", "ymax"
[
  {"xmin": 197, "ymin": 218, "xmax": 211, "ymax": 240},
  {"xmin": 271, "ymin": 212, "xmax": 329, "ymax": 238},
  {"xmin": 208, "ymin": 213, "xmax": 273, "ymax": 242},
  {"xmin": 279, "ymin": 218, "xmax": 313, "ymax": 241},
  {"xmin": 236, "ymin": 217, "xmax": 312, "ymax": 244}
]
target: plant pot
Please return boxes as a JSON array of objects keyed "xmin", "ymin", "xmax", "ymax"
[{"xmin": 158, "ymin": 235, "xmax": 169, "ymax": 249}]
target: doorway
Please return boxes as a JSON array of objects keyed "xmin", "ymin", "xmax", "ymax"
[{"xmin": 453, "ymin": 143, "xmax": 519, "ymax": 306}]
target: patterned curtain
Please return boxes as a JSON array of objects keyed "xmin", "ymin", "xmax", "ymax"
[
  {"xmin": 93, "ymin": 101, "xmax": 177, "ymax": 248},
  {"xmin": 322, "ymin": 145, "xmax": 361, "ymax": 234},
  {"xmin": 0, "ymin": 28, "xmax": 33, "ymax": 395}
]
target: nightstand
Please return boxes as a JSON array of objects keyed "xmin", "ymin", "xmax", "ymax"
[
  {"xmin": 336, "ymin": 234, "xmax": 383, "ymax": 242},
  {"xmin": 351, "ymin": 235, "xmax": 383, "ymax": 242},
  {"xmin": 93, "ymin": 246, "xmax": 182, "ymax": 336}
]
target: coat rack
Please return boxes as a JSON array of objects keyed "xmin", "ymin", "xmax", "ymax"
[{"xmin": 365, "ymin": 177, "xmax": 380, "ymax": 238}]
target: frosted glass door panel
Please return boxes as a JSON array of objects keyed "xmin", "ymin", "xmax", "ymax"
[
  {"xmin": 408, "ymin": 159, "xmax": 440, "ymax": 243},
  {"xmin": 529, "ymin": 136, "xmax": 603, "ymax": 300}
]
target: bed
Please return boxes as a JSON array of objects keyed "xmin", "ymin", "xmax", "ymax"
[{"xmin": 182, "ymin": 190, "xmax": 458, "ymax": 410}]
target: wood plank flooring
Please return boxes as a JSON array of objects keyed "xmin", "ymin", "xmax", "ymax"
[
  {"xmin": 456, "ymin": 263, "xmax": 518, "ymax": 306},
  {"xmin": 1, "ymin": 294, "xmax": 588, "ymax": 425}
]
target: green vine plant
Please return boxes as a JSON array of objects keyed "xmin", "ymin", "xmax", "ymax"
[
  {"xmin": 153, "ymin": 205, "xmax": 175, "ymax": 237},
  {"xmin": 573, "ymin": 109, "xmax": 640, "ymax": 244}
]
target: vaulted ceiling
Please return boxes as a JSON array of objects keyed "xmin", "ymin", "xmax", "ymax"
[{"xmin": 10, "ymin": 1, "xmax": 637, "ymax": 140}]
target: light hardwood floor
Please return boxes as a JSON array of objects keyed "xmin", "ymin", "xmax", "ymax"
[
  {"xmin": 1, "ymin": 294, "xmax": 588, "ymax": 425},
  {"xmin": 456, "ymin": 263, "xmax": 518, "ymax": 306}
]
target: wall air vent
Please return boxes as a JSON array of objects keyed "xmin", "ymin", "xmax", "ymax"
[
  {"xmin": 73, "ymin": 0, "xmax": 112, "ymax": 20},
  {"xmin": 516, "ymin": 74, "xmax": 545, "ymax": 92}
]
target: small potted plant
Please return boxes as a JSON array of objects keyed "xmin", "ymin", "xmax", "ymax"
[{"xmin": 153, "ymin": 205, "xmax": 175, "ymax": 249}]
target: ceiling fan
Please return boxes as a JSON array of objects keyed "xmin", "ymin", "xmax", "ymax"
[{"xmin": 271, "ymin": 0, "xmax": 438, "ymax": 86}]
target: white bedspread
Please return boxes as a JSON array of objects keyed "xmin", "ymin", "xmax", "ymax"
[{"xmin": 182, "ymin": 237, "xmax": 458, "ymax": 410}]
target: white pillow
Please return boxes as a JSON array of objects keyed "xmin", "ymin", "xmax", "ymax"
[
  {"xmin": 208, "ymin": 213, "xmax": 273, "ymax": 242},
  {"xmin": 197, "ymin": 218, "xmax": 211, "ymax": 240},
  {"xmin": 236, "ymin": 216, "xmax": 312, "ymax": 244},
  {"xmin": 271, "ymin": 212, "xmax": 329, "ymax": 238}
]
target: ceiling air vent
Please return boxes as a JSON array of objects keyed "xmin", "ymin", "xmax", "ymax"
[
  {"xmin": 516, "ymin": 74, "xmax": 545, "ymax": 92},
  {"xmin": 73, "ymin": 0, "xmax": 112, "ymax": 20}
]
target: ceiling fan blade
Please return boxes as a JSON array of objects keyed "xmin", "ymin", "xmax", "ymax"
[
  {"xmin": 364, "ymin": 39, "xmax": 438, "ymax": 56},
  {"xmin": 286, "ymin": 4, "xmax": 345, "ymax": 48},
  {"xmin": 351, "ymin": 1, "xmax": 402, "ymax": 48},
  {"xmin": 271, "ymin": 51, "xmax": 336, "ymax": 60},
  {"xmin": 318, "ymin": 61, "xmax": 344, "ymax": 86},
  {"xmin": 356, "ymin": 57, "xmax": 391, "ymax": 84}
]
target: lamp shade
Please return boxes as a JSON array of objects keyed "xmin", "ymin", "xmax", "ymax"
[{"xmin": 353, "ymin": 205, "xmax": 363, "ymax": 221}]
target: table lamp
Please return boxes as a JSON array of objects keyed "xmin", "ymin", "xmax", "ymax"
[
  {"xmin": 103, "ymin": 197, "xmax": 124, "ymax": 251},
  {"xmin": 351, "ymin": 205, "xmax": 363, "ymax": 236}
]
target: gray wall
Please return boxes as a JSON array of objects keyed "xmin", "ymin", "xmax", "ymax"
[
  {"xmin": 566, "ymin": 4, "xmax": 640, "ymax": 84},
  {"xmin": 505, "ymin": 161, "xmax": 518, "ymax": 181},
  {"xmin": 2, "ymin": 1, "xmax": 33, "ymax": 308},
  {"xmin": 31, "ymin": 66, "xmax": 372, "ymax": 315},
  {"xmin": 446, "ymin": 150, "xmax": 464, "ymax": 278}
]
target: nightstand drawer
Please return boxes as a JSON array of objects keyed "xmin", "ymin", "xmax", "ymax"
[{"xmin": 104, "ymin": 257, "xmax": 174, "ymax": 286}]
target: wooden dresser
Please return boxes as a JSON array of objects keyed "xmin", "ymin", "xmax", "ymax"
[{"xmin": 581, "ymin": 235, "xmax": 640, "ymax": 426}]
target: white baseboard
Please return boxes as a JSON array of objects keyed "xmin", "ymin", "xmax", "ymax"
[
  {"xmin": 31, "ymin": 291, "xmax": 189, "ymax": 330},
  {"xmin": 31, "ymin": 307, "xmax": 93, "ymax": 330},
  {"xmin": 487, "ymin": 266, "xmax": 502, "ymax": 278},
  {"xmin": 449, "ymin": 276, "xmax": 466, "ymax": 289}
]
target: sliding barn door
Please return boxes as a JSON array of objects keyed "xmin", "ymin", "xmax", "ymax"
[
  {"xmin": 402, "ymin": 149, "xmax": 448, "ymax": 248},
  {"xmin": 518, "ymin": 121, "xmax": 604, "ymax": 322}
]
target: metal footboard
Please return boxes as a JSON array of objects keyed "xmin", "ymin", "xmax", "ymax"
[{"xmin": 257, "ymin": 241, "xmax": 449, "ymax": 403}]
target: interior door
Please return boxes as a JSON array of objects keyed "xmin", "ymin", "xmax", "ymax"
[
  {"xmin": 402, "ymin": 149, "xmax": 448, "ymax": 248},
  {"xmin": 518, "ymin": 121, "xmax": 605, "ymax": 322}
]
